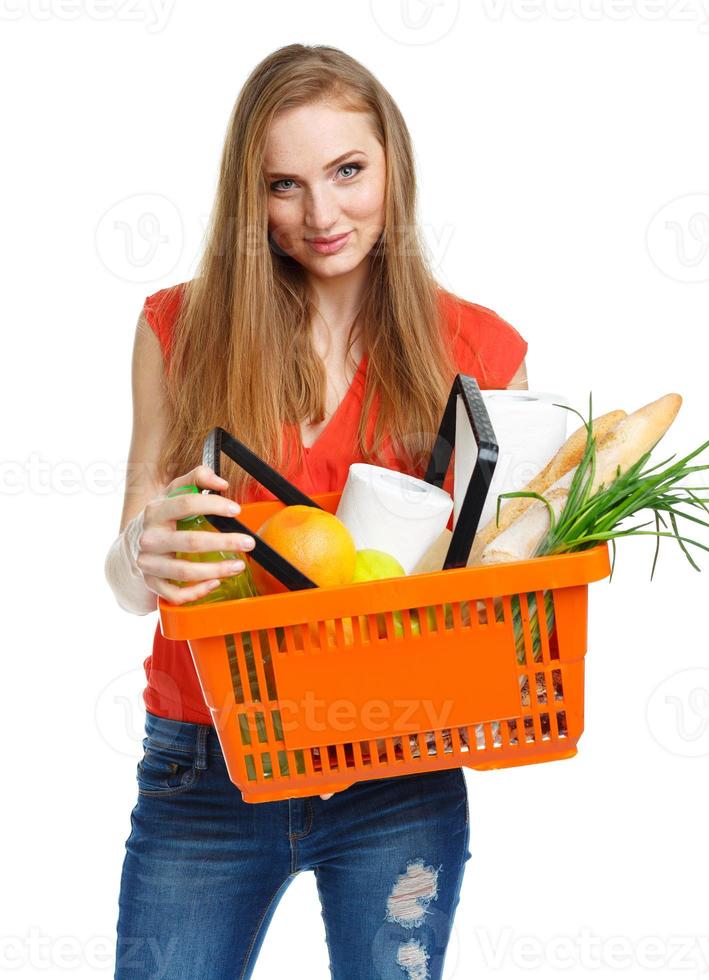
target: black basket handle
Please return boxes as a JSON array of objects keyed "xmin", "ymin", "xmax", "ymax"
[
  {"xmin": 422, "ymin": 374, "xmax": 499, "ymax": 570},
  {"xmin": 199, "ymin": 428, "xmax": 321, "ymax": 591},
  {"xmin": 198, "ymin": 373, "xmax": 497, "ymax": 591}
]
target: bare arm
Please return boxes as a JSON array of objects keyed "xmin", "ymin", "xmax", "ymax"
[
  {"xmin": 104, "ymin": 308, "xmax": 258, "ymax": 614},
  {"xmin": 103, "ymin": 310, "xmax": 170, "ymax": 615},
  {"xmin": 119, "ymin": 310, "xmax": 171, "ymax": 533}
]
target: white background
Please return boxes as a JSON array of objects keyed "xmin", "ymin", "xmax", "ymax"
[{"xmin": 2, "ymin": 1, "xmax": 709, "ymax": 977}]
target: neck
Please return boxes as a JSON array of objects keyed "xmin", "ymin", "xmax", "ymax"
[{"xmin": 306, "ymin": 256, "xmax": 370, "ymax": 331}]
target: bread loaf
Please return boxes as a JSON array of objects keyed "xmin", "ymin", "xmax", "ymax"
[
  {"xmin": 480, "ymin": 392, "xmax": 682, "ymax": 565},
  {"xmin": 413, "ymin": 408, "xmax": 628, "ymax": 575},
  {"xmin": 466, "ymin": 409, "xmax": 626, "ymax": 566},
  {"xmin": 411, "ymin": 528, "xmax": 453, "ymax": 575}
]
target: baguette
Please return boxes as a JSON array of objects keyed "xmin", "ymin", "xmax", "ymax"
[
  {"xmin": 480, "ymin": 392, "xmax": 682, "ymax": 565},
  {"xmin": 466, "ymin": 408, "xmax": 627, "ymax": 566},
  {"xmin": 412, "ymin": 408, "xmax": 627, "ymax": 575},
  {"xmin": 411, "ymin": 527, "xmax": 453, "ymax": 575}
]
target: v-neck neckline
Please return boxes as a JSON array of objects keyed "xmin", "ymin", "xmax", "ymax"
[{"xmin": 300, "ymin": 351, "xmax": 368, "ymax": 455}]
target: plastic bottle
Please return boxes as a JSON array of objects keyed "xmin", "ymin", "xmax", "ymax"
[{"xmin": 167, "ymin": 484, "xmax": 258, "ymax": 605}]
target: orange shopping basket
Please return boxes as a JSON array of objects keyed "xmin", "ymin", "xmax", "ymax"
[{"xmin": 158, "ymin": 375, "xmax": 611, "ymax": 803}]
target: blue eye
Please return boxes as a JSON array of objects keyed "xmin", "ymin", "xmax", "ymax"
[
  {"xmin": 270, "ymin": 162, "xmax": 363, "ymax": 194},
  {"xmin": 271, "ymin": 178, "xmax": 295, "ymax": 193},
  {"xmin": 338, "ymin": 162, "xmax": 362, "ymax": 179}
]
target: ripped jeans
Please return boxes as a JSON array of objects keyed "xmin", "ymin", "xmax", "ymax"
[{"xmin": 115, "ymin": 709, "xmax": 472, "ymax": 980}]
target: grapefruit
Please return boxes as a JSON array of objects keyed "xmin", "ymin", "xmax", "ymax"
[{"xmin": 249, "ymin": 505, "xmax": 356, "ymax": 596}]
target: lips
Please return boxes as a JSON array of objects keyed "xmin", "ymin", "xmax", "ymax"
[
  {"xmin": 306, "ymin": 231, "xmax": 352, "ymax": 255},
  {"xmin": 306, "ymin": 233, "xmax": 350, "ymax": 244}
]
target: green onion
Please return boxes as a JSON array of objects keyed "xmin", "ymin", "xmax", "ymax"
[
  {"xmin": 490, "ymin": 394, "xmax": 709, "ymax": 669},
  {"xmin": 494, "ymin": 393, "xmax": 709, "ymax": 581}
]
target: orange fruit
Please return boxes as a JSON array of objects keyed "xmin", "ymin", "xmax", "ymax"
[{"xmin": 249, "ymin": 505, "xmax": 357, "ymax": 595}]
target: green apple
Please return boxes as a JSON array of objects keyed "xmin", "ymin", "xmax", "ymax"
[
  {"xmin": 352, "ymin": 550, "xmax": 424, "ymax": 639},
  {"xmin": 352, "ymin": 549, "xmax": 405, "ymax": 581},
  {"xmin": 352, "ymin": 551, "xmax": 456, "ymax": 637}
]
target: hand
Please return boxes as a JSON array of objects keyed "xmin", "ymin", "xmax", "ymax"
[
  {"xmin": 319, "ymin": 793, "xmax": 334, "ymax": 800},
  {"xmin": 136, "ymin": 464, "xmax": 257, "ymax": 605}
]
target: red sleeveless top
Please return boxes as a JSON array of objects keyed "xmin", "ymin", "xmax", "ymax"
[{"xmin": 141, "ymin": 282, "xmax": 528, "ymax": 723}]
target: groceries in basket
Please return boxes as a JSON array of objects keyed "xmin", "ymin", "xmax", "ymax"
[
  {"xmin": 335, "ymin": 463, "xmax": 453, "ymax": 573},
  {"xmin": 417, "ymin": 388, "xmax": 708, "ymax": 574},
  {"xmin": 333, "ymin": 388, "xmax": 707, "ymax": 757},
  {"xmin": 411, "ymin": 388, "xmax": 709, "ymax": 754},
  {"xmin": 453, "ymin": 387, "xmax": 570, "ymax": 534},
  {"xmin": 249, "ymin": 505, "xmax": 357, "ymax": 595},
  {"xmin": 156, "ymin": 376, "xmax": 709, "ymax": 803}
]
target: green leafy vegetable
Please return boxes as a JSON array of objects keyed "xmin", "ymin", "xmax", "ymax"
[{"xmin": 495, "ymin": 393, "xmax": 709, "ymax": 582}]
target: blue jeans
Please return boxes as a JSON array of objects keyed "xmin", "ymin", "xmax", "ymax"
[{"xmin": 115, "ymin": 709, "xmax": 472, "ymax": 979}]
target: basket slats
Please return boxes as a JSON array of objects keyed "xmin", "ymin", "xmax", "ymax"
[
  {"xmin": 159, "ymin": 509, "xmax": 610, "ymax": 801},
  {"xmin": 268, "ymin": 612, "xmax": 522, "ymax": 753}
]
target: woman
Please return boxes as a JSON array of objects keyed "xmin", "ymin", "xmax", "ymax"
[{"xmin": 107, "ymin": 43, "xmax": 528, "ymax": 980}]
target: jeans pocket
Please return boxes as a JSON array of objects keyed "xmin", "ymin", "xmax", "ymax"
[{"xmin": 136, "ymin": 738, "xmax": 202, "ymax": 798}]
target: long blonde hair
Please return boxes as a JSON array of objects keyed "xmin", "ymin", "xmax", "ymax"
[{"xmin": 156, "ymin": 43, "xmax": 462, "ymax": 502}]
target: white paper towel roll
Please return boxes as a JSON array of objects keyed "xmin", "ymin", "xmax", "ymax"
[
  {"xmin": 335, "ymin": 463, "xmax": 453, "ymax": 574},
  {"xmin": 454, "ymin": 390, "xmax": 571, "ymax": 533}
]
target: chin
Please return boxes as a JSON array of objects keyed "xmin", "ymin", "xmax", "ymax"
[
  {"xmin": 308, "ymin": 260, "xmax": 362, "ymax": 278},
  {"xmin": 299, "ymin": 250, "xmax": 367, "ymax": 275}
]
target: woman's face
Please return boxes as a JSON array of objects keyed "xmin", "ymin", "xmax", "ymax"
[{"xmin": 263, "ymin": 102, "xmax": 386, "ymax": 280}]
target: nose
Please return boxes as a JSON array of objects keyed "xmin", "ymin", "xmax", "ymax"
[{"xmin": 304, "ymin": 184, "xmax": 339, "ymax": 233}]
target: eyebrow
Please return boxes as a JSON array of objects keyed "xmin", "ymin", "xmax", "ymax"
[{"xmin": 266, "ymin": 149, "xmax": 367, "ymax": 180}]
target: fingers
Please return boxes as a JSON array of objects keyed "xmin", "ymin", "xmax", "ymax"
[
  {"xmin": 319, "ymin": 793, "xmax": 334, "ymax": 800},
  {"xmin": 165, "ymin": 464, "xmax": 229, "ymax": 496},
  {"xmin": 174, "ymin": 528, "xmax": 256, "ymax": 553},
  {"xmin": 137, "ymin": 465, "xmax": 256, "ymax": 606},
  {"xmin": 143, "ymin": 572, "xmax": 223, "ymax": 606},
  {"xmin": 138, "ymin": 552, "xmax": 245, "ymax": 584},
  {"xmin": 160, "ymin": 488, "xmax": 242, "ymax": 524},
  {"xmin": 159, "ymin": 466, "xmax": 239, "ymax": 524},
  {"xmin": 141, "ymin": 525, "xmax": 256, "ymax": 555}
]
